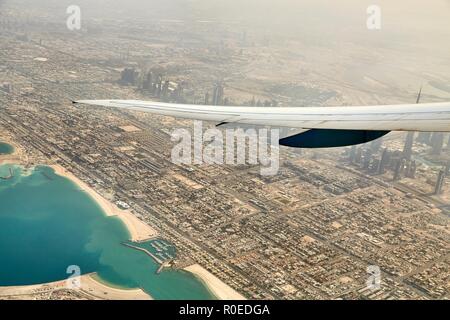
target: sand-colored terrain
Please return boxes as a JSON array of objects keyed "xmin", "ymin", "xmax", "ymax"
[
  {"xmin": 0, "ymin": 273, "xmax": 151, "ymax": 300},
  {"xmin": 80, "ymin": 274, "xmax": 151, "ymax": 300},
  {"xmin": 185, "ymin": 264, "xmax": 246, "ymax": 300},
  {"xmin": 50, "ymin": 165, "xmax": 158, "ymax": 242}
]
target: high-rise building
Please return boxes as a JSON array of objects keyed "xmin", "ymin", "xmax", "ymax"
[
  {"xmin": 378, "ymin": 148, "xmax": 390, "ymax": 175},
  {"xmin": 434, "ymin": 169, "xmax": 446, "ymax": 195},
  {"xmin": 369, "ymin": 158, "xmax": 380, "ymax": 174},
  {"xmin": 354, "ymin": 147, "xmax": 363, "ymax": 164},
  {"xmin": 406, "ymin": 160, "xmax": 417, "ymax": 179},
  {"xmin": 431, "ymin": 133, "xmax": 444, "ymax": 155},
  {"xmin": 156, "ymin": 74, "xmax": 163, "ymax": 98},
  {"xmin": 363, "ymin": 149, "xmax": 373, "ymax": 170},
  {"xmin": 212, "ymin": 82, "xmax": 224, "ymax": 106},
  {"xmin": 174, "ymin": 84, "xmax": 184, "ymax": 102},
  {"xmin": 162, "ymin": 80, "xmax": 170, "ymax": 101},
  {"xmin": 204, "ymin": 92, "xmax": 210, "ymax": 105},
  {"xmin": 393, "ymin": 158, "xmax": 405, "ymax": 181},
  {"xmin": 119, "ymin": 68, "xmax": 139, "ymax": 86},
  {"xmin": 445, "ymin": 161, "xmax": 450, "ymax": 176},
  {"xmin": 349, "ymin": 146, "xmax": 357, "ymax": 164},
  {"xmin": 403, "ymin": 132, "xmax": 415, "ymax": 160},
  {"xmin": 143, "ymin": 71, "xmax": 153, "ymax": 92}
]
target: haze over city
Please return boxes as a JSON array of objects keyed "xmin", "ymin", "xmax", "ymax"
[{"xmin": 0, "ymin": 0, "xmax": 448, "ymax": 303}]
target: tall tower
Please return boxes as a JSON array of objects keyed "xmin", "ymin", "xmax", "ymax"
[
  {"xmin": 434, "ymin": 170, "xmax": 446, "ymax": 195},
  {"xmin": 378, "ymin": 148, "xmax": 390, "ymax": 175},
  {"xmin": 212, "ymin": 82, "xmax": 224, "ymax": 105},
  {"xmin": 146, "ymin": 71, "xmax": 153, "ymax": 91},
  {"xmin": 162, "ymin": 80, "xmax": 170, "ymax": 101},
  {"xmin": 349, "ymin": 146, "xmax": 357, "ymax": 164},
  {"xmin": 393, "ymin": 158, "xmax": 405, "ymax": 181},
  {"xmin": 407, "ymin": 160, "xmax": 417, "ymax": 179},
  {"xmin": 431, "ymin": 133, "xmax": 444, "ymax": 155},
  {"xmin": 403, "ymin": 132, "xmax": 415, "ymax": 160}
]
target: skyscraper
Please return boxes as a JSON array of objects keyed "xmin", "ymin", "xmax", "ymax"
[
  {"xmin": 378, "ymin": 148, "xmax": 390, "ymax": 175},
  {"xmin": 119, "ymin": 68, "xmax": 138, "ymax": 86},
  {"xmin": 370, "ymin": 137, "xmax": 383, "ymax": 153},
  {"xmin": 349, "ymin": 146, "xmax": 357, "ymax": 164},
  {"xmin": 434, "ymin": 170, "xmax": 446, "ymax": 195},
  {"xmin": 354, "ymin": 147, "xmax": 363, "ymax": 165},
  {"xmin": 393, "ymin": 158, "xmax": 405, "ymax": 181},
  {"xmin": 431, "ymin": 133, "xmax": 444, "ymax": 155},
  {"xmin": 156, "ymin": 74, "xmax": 163, "ymax": 98},
  {"xmin": 162, "ymin": 80, "xmax": 170, "ymax": 101},
  {"xmin": 403, "ymin": 132, "xmax": 415, "ymax": 160},
  {"xmin": 407, "ymin": 160, "xmax": 417, "ymax": 179},
  {"xmin": 363, "ymin": 149, "xmax": 373, "ymax": 170},
  {"xmin": 212, "ymin": 82, "xmax": 224, "ymax": 106},
  {"xmin": 143, "ymin": 71, "xmax": 153, "ymax": 92}
]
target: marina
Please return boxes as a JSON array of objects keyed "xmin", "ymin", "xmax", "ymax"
[{"xmin": 122, "ymin": 239, "xmax": 176, "ymax": 274}]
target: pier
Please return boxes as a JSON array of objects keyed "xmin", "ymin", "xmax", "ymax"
[
  {"xmin": 122, "ymin": 241, "xmax": 164, "ymax": 264},
  {"xmin": 121, "ymin": 241, "xmax": 176, "ymax": 274}
]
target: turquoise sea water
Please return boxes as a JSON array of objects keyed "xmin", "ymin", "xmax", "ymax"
[
  {"xmin": 0, "ymin": 164, "xmax": 215, "ymax": 300},
  {"xmin": 0, "ymin": 143, "xmax": 14, "ymax": 154}
]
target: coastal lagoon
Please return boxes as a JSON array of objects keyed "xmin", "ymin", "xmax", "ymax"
[{"xmin": 0, "ymin": 164, "xmax": 215, "ymax": 300}]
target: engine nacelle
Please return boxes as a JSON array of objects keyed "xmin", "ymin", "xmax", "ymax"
[{"xmin": 279, "ymin": 129, "xmax": 389, "ymax": 148}]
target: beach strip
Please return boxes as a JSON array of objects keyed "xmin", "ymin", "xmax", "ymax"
[
  {"xmin": 0, "ymin": 273, "xmax": 151, "ymax": 300},
  {"xmin": 185, "ymin": 264, "xmax": 246, "ymax": 300},
  {"xmin": 50, "ymin": 164, "xmax": 158, "ymax": 242}
]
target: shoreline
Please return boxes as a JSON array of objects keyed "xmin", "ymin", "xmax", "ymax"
[
  {"xmin": 49, "ymin": 164, "xmax": 158, "ymax": 242},
  {"xmin": 184, "ymin": 264, "xmax": 246, "ymax": 300},
  {"xmin": 0, "ymin": 142, "xmax": 242, "ymax": 300},
  {"xmin": 0, "ymin": 273, "xmax": 151, "ymax": 300},
  {"xmin": 49, "ymin": 164, "xmax": 244, "ymax": 300},
  {"xmin": 0, "ymin": 156, "xmax": 153, "ymax": 299}
]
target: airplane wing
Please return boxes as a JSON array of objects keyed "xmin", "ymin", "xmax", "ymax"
[{"xmin": 74, "ymin": 100, "xmax": 450, "ymax": 148}]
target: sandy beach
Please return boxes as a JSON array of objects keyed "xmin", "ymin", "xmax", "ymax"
[
  {"xmin": 50, "ymin": 164, "xmax": 158, "ymax": 242},
  {"xmin": 185, "ymin": 264, "xmax": 246, "ymax": 300},
  {"xmin": 0, "ymin": 273, "xmax": 151, "ymax": 300}
]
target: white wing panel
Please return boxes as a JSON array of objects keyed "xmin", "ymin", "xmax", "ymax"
[{"xmin": 74, "ymin": 100, "xmax": 450, "ymax": 132}]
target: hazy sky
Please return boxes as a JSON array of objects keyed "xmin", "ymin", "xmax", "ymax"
[{"xmin": 2, "ymin": 0, "xmax": 450, "ymax": 52}]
